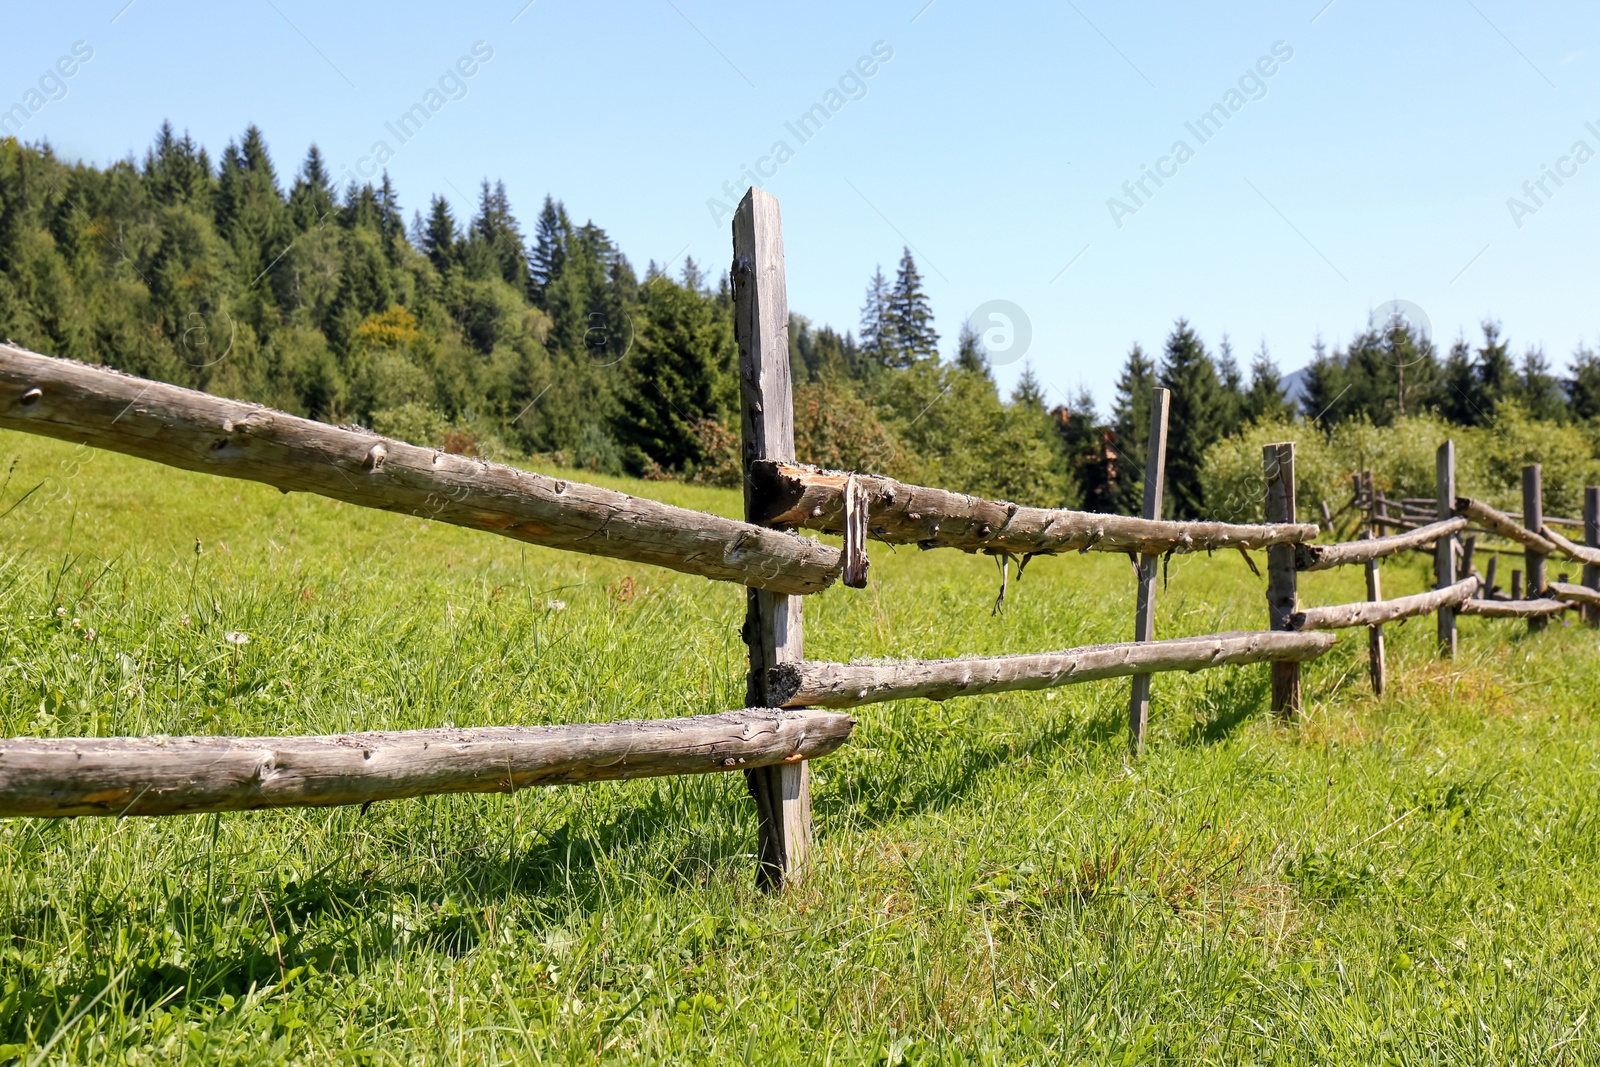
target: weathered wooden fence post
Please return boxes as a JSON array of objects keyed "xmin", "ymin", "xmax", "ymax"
[
  {"xmin": 733, "ymin": 188, "xmax": 811, "ymax": 889},
  {"xmin": 1436, "ymin": 441, "xmax": 1457, "ymax": 658},
  {"xmin": 1362, "ymin": 471, "xmax": 1386, "ymax": 696},
  {"xmin": 1127, "ymin": 387, "xmax": 1170, "ymax": 752},
  {"xmin": 1264, "ymin": 442, "xmax": 1300, "ymax": 716},
  {"xmin": 1523, "ymin": 464, "xmax": 1547, "ymax": 632},
  {"xmin": 1584, "ymin": 486, "xmax": 1600, "ymax": 626}
]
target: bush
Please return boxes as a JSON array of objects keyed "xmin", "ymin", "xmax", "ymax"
[{"xmin": 1202, "ymin": 409, "xmax": 1600, "ymax": 524}]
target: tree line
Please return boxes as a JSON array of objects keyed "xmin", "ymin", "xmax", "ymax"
[{"xmin": 2, "ymin": 125, "xmax": 1596, "ymax": 520}]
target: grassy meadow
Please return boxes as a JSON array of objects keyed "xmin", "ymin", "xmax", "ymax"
[{"xmin": 1, "ymin": 430, "xmax": 1599, "ymax": 1064}]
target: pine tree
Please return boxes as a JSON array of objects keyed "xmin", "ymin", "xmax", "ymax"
[
  {"xmin": 1439, "ymin": 337, "xmax": 1478, "ymax": 424},
  {"xmin": 1300, "ymin": 335, "xmax": 1349, "ymax": 425},
  {"xmin": 1010, "ymin": 364, "xmax": 1047, "ymax": 410},
  {"xmin": 1517, "ymin": 347, "xmax": 1563, "ymax": 421},
  {"xmin": 1215, "ymin": 334, "xmax": 1245, "ymax": 438},
  {"xmin": 287, "ymin": 145, "xmax": 335, "ymax": 232},
  {"xmin": 613, "ymin": 274, "xmax": 735, "ymax": 471},
  {"xmin": 1469, "ymin": 321, "xmax": 1515, "ymax": 422},
  {"xmin": 1157, "ymin": 319, "xmax": 1221, "ymax": 519},
  {"xmin": 1243, "ymin": 341, "xmax": 1296, "ymax": 423},
  {"xmin": 466, "ymin": 179, "xmax": 527, "ymax": 290},
  {"xmin": 214, "ymin": 125, "xmax": 290, "ymax": 318},
  {"xmin": 1567, "ymin": 346, "xmax": 1600, "ymax": 420},
  {"xmin": 955, "ymin": 320, "xmax": 989, "ymax": 376},
  {"xmin": 145, "ymin": 121, "xmax": 212, "ymax": 207},
  {"xmin": 886, "ymin": 247, "xmax": 937, "ymax": 366},
  {"xmin": 858, "ymin": 266, "xmax": 893, "ymax": 372},
  {"xmin": 1109, "ymin": 344, "xmax": 1156, "ymax": 515},
  {"xmin": 422, "ymin": 196, "xmax": 458, "ymax": 272},
  {"xmin": 528, "ymin": 195, "xmax": 568, "ymax": 307},
  {"xmin": 679, "ymin": 255, "xmax": 705, "ymax": 294}
]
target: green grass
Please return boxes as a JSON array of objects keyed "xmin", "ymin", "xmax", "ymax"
[{"xmin": 2, "ymin": 431, "xmax": 1599, "ymax": 1064}]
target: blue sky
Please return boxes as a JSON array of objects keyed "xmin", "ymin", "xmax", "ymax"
[{"xmin": 8, "ymin": 1, "xmax": 1599, "ymax": 413}]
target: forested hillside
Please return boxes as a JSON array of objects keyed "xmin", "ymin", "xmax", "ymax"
[{"xmin": 3, "ymin": 124, "xmax": 1599, "ymax": 518}]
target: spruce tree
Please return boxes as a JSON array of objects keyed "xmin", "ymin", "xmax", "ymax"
[
  {"xmin": 287, "ymin": 146, "xmax": 335, "ymax": 232},
  {"xmin": 422, "ymin": 196, "xmax": 458, "ymax": 272},
  {"xmin": 1215, "ymin": 334, "xmax": 1245, "ymax": 438},
  {"xmin": 1243, "ymin": 342, "xmax": 1295, "ymax": 423},
  {"xmin": 614, "ymin": 274, "xmax": 735, "ymax": 471},
  {"xmin": 528, "ymin": 195, "xmax": 569, "ymax": 307},
  {"xmin": 467, "ymin": 179, "xmax": 527, "ymax": 290},
  {"xmin": 857, "ymin": 266, "xmax": 893, "ymax": 372},
  {"xmin": 1109, "ymin": 343, "xmax": 1156, "ymax": 515},
  {"xmin": 1474, "ymin": 321, "xmax": 1515, "ymax": 415},
  {"xmin": 1439, "ymin": 338, "xmax": 1478, "ymax": 424},
  {"xmin": 1517, "ymin": 347, "xmax": 1563, "ymax": 421},
  {"xmin": 886, "ymin": 247, "xmax": 938, "ymax": 366},
  {"xmin": 1157, "ymin": 319, "xmax": 1221, "ymax": 520},
  {"xmin": 1568, "ymin": 346, "xmax": 1600, "ymax": 420},
  {"xmin": 955, "ymin": 320, "xmax": 990, "ymax": 377}
]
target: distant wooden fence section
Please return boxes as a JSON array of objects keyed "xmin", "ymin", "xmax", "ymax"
[
  {"xmin": 13, "ymin": 186, "xmax": 1596, "ymax": 893},
  {"xmin": 1284, "ymin": 451, "xmax": 1600, "ymax": 694}
]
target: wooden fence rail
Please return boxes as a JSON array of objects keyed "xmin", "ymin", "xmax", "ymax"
[
  {"xmin": 753, "ymin": 460, "xmax": 1319, "ymax": 557},
  {"xmin": 0, "ymin": 343, "xmax": 841, "ymax": 596},
  {"xmin": 769, "ymin": 631, "xmax": 1335, "ymax": 709},
  {"xmin": 0, "ymin": 709, "xmax": 854, "ymax": 819}
]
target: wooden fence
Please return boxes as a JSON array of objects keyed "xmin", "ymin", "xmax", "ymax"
[
  {"xmin": 1263, "ymin": 441, "xmax": 1600, "ymax": 704},
  {"xmin": 4, "ymin": 188, "xmax": 1583, "ymax": 890}
]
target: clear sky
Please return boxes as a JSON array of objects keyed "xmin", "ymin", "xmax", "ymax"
[{"xmin": 8, "ymin": 1, "xmax": 1599, "ymax": 413}]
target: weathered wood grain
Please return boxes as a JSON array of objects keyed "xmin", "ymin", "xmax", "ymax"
[
  {"xmin": 1585, "ymin": 486, "xmax": 1600, "ymax": 627},
  {"xmin": 1292, "ymin": 575, "xmax": 1480, "ymax": 632},
  {"xmin": 1437, "ymin": 443, "xmax": 1459, "ymax": 657},
  {"xmin": 1294, "ymin": 517, "xmax": 1467, "ymax": 572},
  {"xmin": 1454, "ymin": 496, "xmax": 1561, "ymax": 557},
  {"xmin": 1546, "ymin": 581, "xmax": 1600, "ymax": 608},
  {"xmin": 750, "ymin": 461, "xmax": 1319, "ymax": 556},
  {"xmin": 767, "ymin": 631, "xmax": 1336, "ymax": 709},
  {"xmin": 0, "ymin": 710, "xmax": 854, "ymax": 819},
  {"xmin": 1458, "ymin": 597, "xmax": 1571, "ymax": 619},
  {"xmin": 1128, "ymin": 387, "xmax": 1170, "ymax": 752},
  {"xmin": 1539, "ymin": 524, "xmax": 1600, "ymax": 567},
  {"xmin": 1524, "ymin": 465, "xmax": 1548, "ymax": 633},
  {"xmin": 1362, "ymin": 472, "xmax": 1387, "ymax": 696},
  {"xmin": 841, "ymin": 473, "xmax": 869, "ymax": 588},
  {"xmin": 0, "ymin": 344, "xmax": 840, "ymax": 595},
  {"xmin": 734, "ymin": 188, "xmax": 812, "ymax": 890},
  {"xmin": 1264, "ymin": 443, "xmax": 1301, "ymax": 716}
]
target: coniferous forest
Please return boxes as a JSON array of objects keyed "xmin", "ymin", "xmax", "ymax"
[{"xmin": 5, "ymin": 125, "xmax": 1600, "ymax": 519}]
